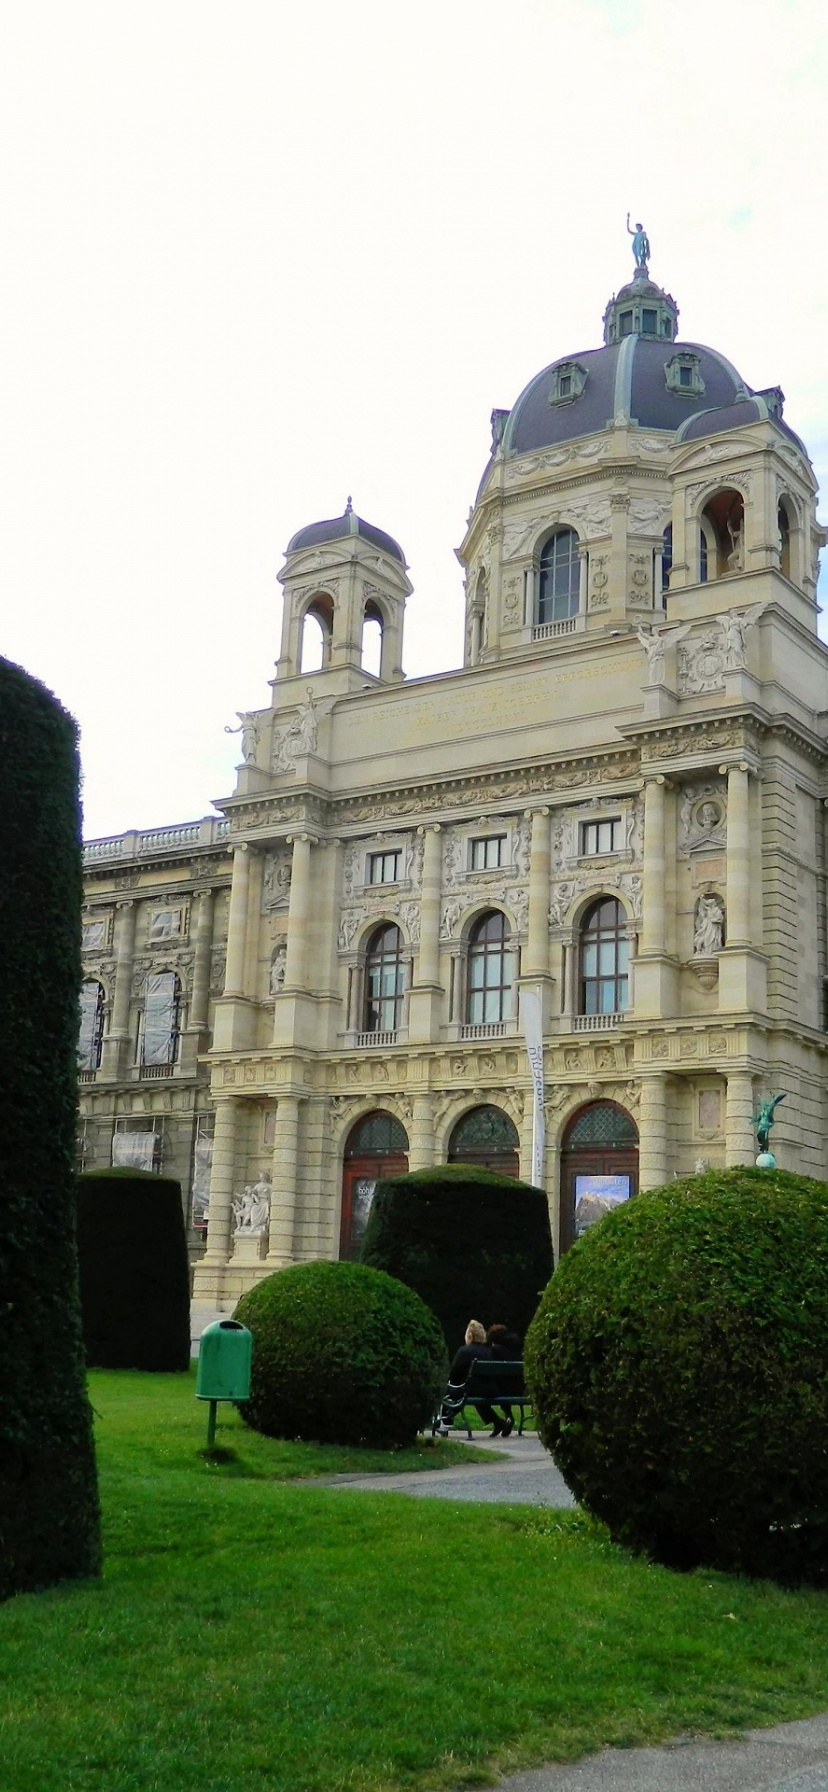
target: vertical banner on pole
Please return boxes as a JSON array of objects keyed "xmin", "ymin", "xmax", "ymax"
[{"xmin": 521, "ymin": 985, "xmax": 545, "ymax": 1187}]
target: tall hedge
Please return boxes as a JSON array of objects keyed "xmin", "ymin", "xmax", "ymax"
[
  {"xmin": 0, "ymin": 656, "xmax": 101, "ymax": 1601},
  {"xmin": 360, "ymin": 1164, "xmax": 552, "ymax": 1352},
  {"xmin": 76, "ymin": 1169, "xmax": 190, "ymax": 1371},
  {"xmin": 526, "ymin": 1167, "xmax": 828, "ymax": 1584}
]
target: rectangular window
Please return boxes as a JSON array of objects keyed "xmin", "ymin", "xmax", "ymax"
[
  {"xmin": 642, "ymin": 308, "xmax": 657, "ymax": 333},
  {"xmin": 679, "ymin": 364, "xmax": 692, "ymax": 388},
  {"xmin": 368, "ymin": 850, "xmax": 400, "ymax": 885},
  {"xmin": 82, "ymin": 917, "xmax": 107, "ymax": 950},
  {"xmin": 581, "ymin": 818, "xmax": 621, "ymax": 856},
  {"xmin": 191, "ymin": 1113, "xmax": 214, "ymax": 1231},
  {"xmin": 112, "ymin": 1117, "xmax": 163, "ymax": 1173},
  {"xmin": 558, "ymin": 374, "xmax": 571, "ymax": 397},
  {"xmin": 149, "ymin": 907, "xmax": 184, "ymax": 942},
  {"xmin": 620, "ymin": 311, "xmax": 633, "ymax": 336},
  {"xmin": 470, "ymin": 835, "xmax": 506, "ymax": 871}
]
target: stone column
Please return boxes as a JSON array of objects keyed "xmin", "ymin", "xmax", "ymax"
[
  {"xmin": 725, "ymin": 762, "xmax": 751, "ymax": 945},
  {"xmin": 101, "ymin": 899, "xmax": 137, "ymax": 1077},
  {"xmin": 525, "ymin": 808, "xmax": 551, "ymax": 977},
  {"xmin": 284, "ymin": 835, "xmax": 313, "ymax": 990},
  {"xmin": 638, "ymin": 1074, "xmax": 668, "ymax": 1190},
  {"xmin": 267, "ymin": 1094, "xmax": 302, "ymax": 1263},
  {"xmin": 640, "ymin": 776, "xmax": 666, "ymax": 953},
  {"xmin": 726, "ymin": 1072, "xmax": 755, "ymax": 1166},
  {"xmin": 202, "ymin": 1096, "xmax": 239, "ymax": 1264},
  {"xmin": 415, "ymin": 826, "xmax": 441, "ymax": 985},
  {"xmin": 223, "ymin": 846, "xmax": 250, "ymax": 996},
  {"xmin": 189, "ymin": 888, "xmax": 214, "ymax": 1034},
  {"xmin": 407, "ymin": 1092, "xmax": 435, "ymax": 1171}
]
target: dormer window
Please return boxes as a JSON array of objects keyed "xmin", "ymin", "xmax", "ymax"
[
  {"xmin": 548, "ymin": 361, "xmax": 587, "ymax": 407},
  {"xmin": 665, "ymin": 353, "xmax": 705, "ymax": 398},
  {"xmin": 642, "ymin": 308, "xmax": 658, "ymax": 334},
  {"xmin": 620, "ymin": 311, "xmax": 634, "ymax": 337}
]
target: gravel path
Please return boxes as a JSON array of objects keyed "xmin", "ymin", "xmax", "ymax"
[{"xmin": 318, "ymin": 1432, "xmax": 575, "ymax": 1504}]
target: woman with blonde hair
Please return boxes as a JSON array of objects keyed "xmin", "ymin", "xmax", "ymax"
[{"xmin": 435, "ymin": 1319, "xmax": 490, "ymax": 1436}]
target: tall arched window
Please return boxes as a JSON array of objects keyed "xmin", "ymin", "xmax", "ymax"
[
  {"xmin": 538, "ymin": 528, "xmax": 580, "ymax": 624},
  {"xmin": 361, "ymin": 602, "xmax": 383, "ymax": 677},
  {"xmin": 777, "ymin": 501, "xmax": 792, "ymax": 579},
  {"xmin": 448, "ymin": 1104, "xmax": 519, "ymax": 1174},
  {"xmin": 139, "ymin": 971, "xmax": 182, "ymax": 1067},
  {"xmin": 579, "ymin": 898, "xmax": 629, "ymax": 1016},
  {"xmin": 363, "ymin": 923, "xmax": 404, "ymax": 1034},
  {"xmin": 661, "ymin": 524, "xmax": 672, "ymax": 598},
  {"xmin": 300, "ymin": 595, "xmax": 333, "ymax": 673},
  {"xmin": 467, "ymin": 910, "xmax": 514, "ymax": 1025},
  {"xmin": 78, "ymin": 979, "xmax": 105, "ymax": 1072}
]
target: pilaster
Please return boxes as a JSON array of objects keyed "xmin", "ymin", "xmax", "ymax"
[
  {"xmin": 726, "ymin": 1071, "xmax": 755, "ymax": 1166},
  {"xmin": 100, "ymin": 900, "xmax": 136, "ymax": 1079},
  {"xmin": 408, "ymin": 825, "xmax": 443, "ymax": 1042},
  {"xmin": 638, "ymin": 1073, "xmax": 669, "ymax": 1190},
  {"xmin": 266, "ymin": 1094, "xmax": 302, "ymax": 1264}
]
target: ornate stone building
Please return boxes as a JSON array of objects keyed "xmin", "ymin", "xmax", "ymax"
[{"xmin": 79, "ymin": 247, "xmax": 828, "ymax": 1326}]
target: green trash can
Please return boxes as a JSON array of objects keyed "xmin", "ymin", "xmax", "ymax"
[{"xmin": 196, "ymin": 1319, "xmax": 252, "ymax": 1444}]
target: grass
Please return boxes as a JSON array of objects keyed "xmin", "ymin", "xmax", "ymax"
[{"xmin": 1, "ymin": 1373, "xmax": 828, "ymax": 1792}]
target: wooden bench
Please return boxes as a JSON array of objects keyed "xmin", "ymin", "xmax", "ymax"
[{"xmin": 435, "ymin": 1359, "xmax": 532, "ymax": 1438}]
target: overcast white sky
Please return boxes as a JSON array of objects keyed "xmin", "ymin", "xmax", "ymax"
[{"xmin": 1, "ymin": 0, "xmax": 827, "ymax": 840}]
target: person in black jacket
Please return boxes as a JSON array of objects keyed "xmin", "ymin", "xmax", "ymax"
[
  {"xmin": 480, "ymin": 1324, "xmax": 522, "ymax": 1437},
  {"xmin": 434, "ymin": 1320, "xmax": 490, "ymax": 1435}
]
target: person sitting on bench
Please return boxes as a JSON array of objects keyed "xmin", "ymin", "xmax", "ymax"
[
  {"xmin": 435, "ymin": 1319, "xmax": 490, "ymax": 1435},
  {"xmin": 477, "ymin": 1324, "xmax": 522, "ymax": 1437}
]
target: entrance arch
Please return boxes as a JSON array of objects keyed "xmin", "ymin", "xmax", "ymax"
[
  {"xmin": 559, "ymin": 1100, "xmax": 638, "ymax": 1254},
  {"xmin": 340, "ymin": 1109, "xmax": 408, "ymax": 1260},
  {"xmin": 448, "ymin": 1104, "xmax": 520, "ymax": 1176}
]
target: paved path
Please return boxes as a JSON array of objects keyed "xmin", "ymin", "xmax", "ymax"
[
  {"xmin": 497, "ymin": 1712, "xmax": 828, "ymax": 1791},
  {"xmin": 320, "ymin": 1431, "xmax": 575, "ymax": 1505},
  {"xmin": 319, "ymin": 1436, "xmax": 828, "ymax": 1789}
]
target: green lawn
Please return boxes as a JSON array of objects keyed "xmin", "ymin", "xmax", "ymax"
[{"xmin": 1, "ymin": 1372, "xmax": 828, "ymax": 1792}]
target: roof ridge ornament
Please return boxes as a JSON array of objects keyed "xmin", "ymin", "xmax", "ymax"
[{"xmin": 626, "ymin": 213, "xmax": 650, "ymax": 272}]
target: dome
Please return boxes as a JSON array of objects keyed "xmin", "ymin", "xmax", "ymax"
[
  {"xmin": 488, "ymin": 261, "xmax": 805, "ymax": 472},
  {"xmin": 286, "ymin": 500, "xmax": 405, "ymax": 566}
]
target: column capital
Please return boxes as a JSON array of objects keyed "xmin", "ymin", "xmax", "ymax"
[
  {"xmin": 417, "ymin": 822, "xmax": 441, "ymax": 836},
  {"xmin": 115, "ymin": 898, "xmax": 135, "ymax": 910}
]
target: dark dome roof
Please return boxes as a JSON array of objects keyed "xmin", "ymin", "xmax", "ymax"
[
  {"xmin": 286, "ymin": 504, "xmax": 405, "ymax": 565},
  {"xmin": 501, "ymin": 336, "xmax": 747, "ymax": 457}
]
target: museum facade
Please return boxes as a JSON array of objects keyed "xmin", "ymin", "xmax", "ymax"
[{"xmin": 78, "ymin": 250, "xmax": 828, "ymax": 1326}]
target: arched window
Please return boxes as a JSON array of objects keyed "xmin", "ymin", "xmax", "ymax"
[
  {"xmin": 340, "ymin": 1109, "xmax": 409, "ymax": 1261},
  {"xmin": 78, "ymin": 979, "xmax": 105, "ymax": 1072},
  {"xmin": 139, "ymin": 971, "xmax": 181, "ymax": 1067},
  {"xmin": 700, "ymin": 488, "xmax": 744, "ymax": 581},
  {"xmin": 538, "ymin": 528, "xmax": 580, "ymax": 625},
  {"xmin": 363, "ymin": 923, "xmax": 404, "ymax": 1034},
  {"xmin": 467, "ymin": 910, "xmax": 514, "ymax": 1025},
  {"xmin": 300, "ymin": 595, "xmax": 333, "ymax": 674},
  {"xmin": 361, "ymin": 602, "xmax": 383, "ymax": 678},
  {"xmin": 778, "ymin": 501, "xmax": 792, "ymax": 579},
  {"xmin": 579, "ymin": 898, "xmax": 629, "ymax": 1016},
  {"xmin": 661, "ymin": 524, "xmax": 672, "ymax": 599},
  {"xmin": 448, "ymin": 1104, "xmax": 519, "ymax": 1174}
]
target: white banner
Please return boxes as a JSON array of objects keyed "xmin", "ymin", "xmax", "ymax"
[{"xmin": 521, "ymin": 985, "xmax": 545, "ymax": 1187}]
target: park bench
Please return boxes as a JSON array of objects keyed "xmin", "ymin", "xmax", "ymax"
[{"xmin": 435, "ymin": 1359, "xmax": 532, "ymax": 1438}]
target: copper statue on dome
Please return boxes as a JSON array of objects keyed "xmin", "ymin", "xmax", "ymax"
[{"xmin": 626, "ymin": 214, "xmax": 650, "ymax": 270}]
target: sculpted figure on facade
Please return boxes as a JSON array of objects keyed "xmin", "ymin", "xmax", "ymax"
[
  {"xmin": 440, "ymin": 898, "xmax": 462, "ymax": 940},
  {"xmin": 679, "ymin": 786, "xmax": 727, "ymax": 854},
  {"xmin": 225, "ymin": 712, "xmax": 260, "ymax": 764},
  {"xmin": 399, "ymin": 901, "xmax": 421, "ymax": 944},
  {"xmin": 443, "ymin": 831, "xmax": 462, "ymax": 888},
  {"xmin": 637, "ymin": 622, "xmax": 691, "ymax": 685},
  {"xmin": 719, "ymin": 602, "xmax": 765, "ymax": 671},
  {"xmin": 513, "ymin": 813, "xmax": 531, "ymax": 879},
  {"xmin": 338, "ymin": 910, "xmax": 362, "ymax": 952},
  {"xmin": 232, "ymin": 1172, "xmax": 271, "ymax": 1235},
  {"xmin": 262, "ymin": 851, "xmax": 292, "ymax": 910},
  {"xmin": 272, "ymin": 689, "xmax": 319, "ymax": 774},
  {"xmin": 693, "ymin": 893, "xmax": 725, "ymax": 956},
  {"xmin": 626, "ymin": 213, "xmax": 650, "ymax": 268},
  {"xmin": 269, "ymin": 942, "xmax": 287, "ymax": 994}
]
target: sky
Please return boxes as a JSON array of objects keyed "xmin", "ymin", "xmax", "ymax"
[{"xmin": 1, "ymin": 0, "xmax": 827, "ymax": 841}]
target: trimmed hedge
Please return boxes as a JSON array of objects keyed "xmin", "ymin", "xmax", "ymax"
[
  {"xmin": 76, "ymin": 1169, "xmax": 190, "ymax": 1371},
  {"xmin": 235, "ymin": 1260, "xmax": 448, "ymax": 1448},
  {"xmin": 0, "ymin": 656, "xmax": 101, "ymax": 1601},
  {"xmin": 360, "ymin": 1164, "xmax": 553, "ymax": 1352},
  {"xmin": 525, "ymin": 1167, "xmax": 828, "ymax": 1584}
]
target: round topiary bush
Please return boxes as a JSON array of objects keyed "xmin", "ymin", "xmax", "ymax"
[
  {"xmin": 525, "ymin": 1167, "xmax": 828, "ymax": 1583},
  {"xmin": 234, "ymin": 1260, "xmax": 448, "ymax": 1449}
]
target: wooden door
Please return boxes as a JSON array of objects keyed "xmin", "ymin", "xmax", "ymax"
[{"xmin": 339, "ymin": 1153, "xmax": 408, "ymax": 1260}]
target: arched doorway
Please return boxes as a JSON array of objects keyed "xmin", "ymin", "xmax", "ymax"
[
  {"xmin": 559, "ymin": 1101, "xmax": 639, "ymax": 1254},
  {"xmin": 448, "ymin": 1104, "xmax": 520, "ymax": 1176},
  {"xmin": 340, "ymin": 1109, "xmax": 409, "ymax": 1261}
]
